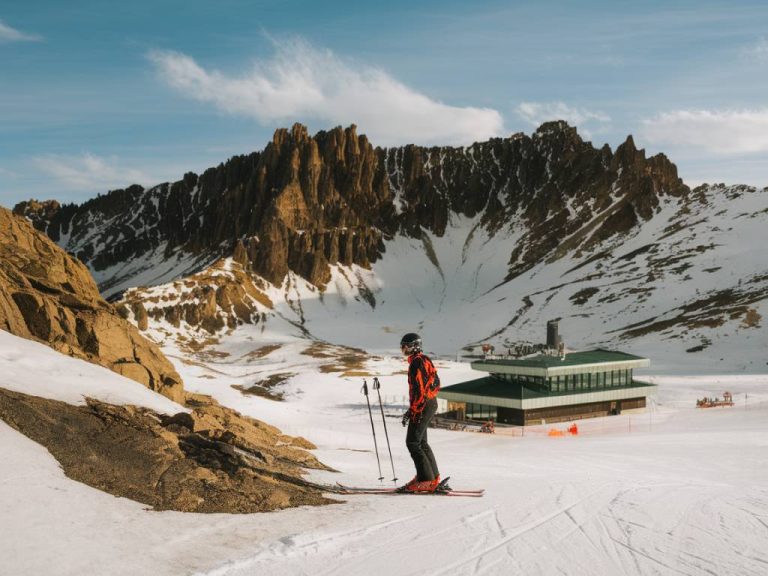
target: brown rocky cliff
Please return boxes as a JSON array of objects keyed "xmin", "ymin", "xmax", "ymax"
[
  {"xmin": 384, "ymin": 122, "xmax": 689, "ymax": 279},
  {"xmin": 17, "ymin": 122, "xmax": 688, "ymax": 291},
  {"xmin": 0, "ymin": 207, "xmax": 184, "ymax": 402},
  {"xmin": 18, "ymin": 124, "xmax": 393, "ymax": 291}
]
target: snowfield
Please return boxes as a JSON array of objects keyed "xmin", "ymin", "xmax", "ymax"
[{"xmin": 1, "ymin": 328, "xmax": 767, "ymax": 576}]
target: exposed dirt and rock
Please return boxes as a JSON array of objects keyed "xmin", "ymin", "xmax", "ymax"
[
  {"xmin": 0, "ymin": 388, "xmax": 336, "ymax": 513},
  {"xmin": 0, "ymin": 207, "xmax": 184, "ymax": 402}
]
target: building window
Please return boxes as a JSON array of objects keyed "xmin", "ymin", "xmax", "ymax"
[{"xmin": 466, "ymin": 403, "xmax": 497, "ymax": 420}]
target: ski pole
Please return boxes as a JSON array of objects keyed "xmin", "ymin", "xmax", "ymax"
[
  {"xmin": 361, "ymin": 379, "xmax": 384, "ymax": 481},
  {"xmin": 373, "ymin": 377, "xmax": 398, "ymax": 484}
]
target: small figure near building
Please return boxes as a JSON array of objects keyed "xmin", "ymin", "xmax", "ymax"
[
  {"xmin": 481, "ymin": 419, "xmax": 495, "ymax": 434},
  {"xmin": 481, "ymin": 343, "xmax": 495, "ymax": 358}
]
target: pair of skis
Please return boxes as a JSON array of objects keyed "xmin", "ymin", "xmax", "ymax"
[{"xmin": 336, "ymin": 477, "xmax": 484, "ymax": 498}]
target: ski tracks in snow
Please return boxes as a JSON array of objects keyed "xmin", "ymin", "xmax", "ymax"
[
  {"xmin": 193, "ymin": 512, "xmax": 426, "ymax": 576},
  {"xmin": 427, "ymin": 480, "xmax": 768, "ymax": 576},
  {"xmin": 430, "ymin": 482, "xmax": 619, "ymax": 576},
  {"xmin": 193, "ymin": 479, "xmax": 768, "ymax": 576}
]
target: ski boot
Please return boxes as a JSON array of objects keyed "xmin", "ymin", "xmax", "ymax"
[{"xmin": 403, "ymin": 479, "xmax": 437, "ymax": 493}]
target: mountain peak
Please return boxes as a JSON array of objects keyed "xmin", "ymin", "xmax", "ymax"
[{"xmin": 535, "ymin": 119, "xmax": 575, "ymax": 134}]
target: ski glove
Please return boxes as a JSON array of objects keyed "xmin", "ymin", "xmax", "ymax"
[{"xmin": 401, "ymin": 409, "xmax": 413, "ymax": 427}]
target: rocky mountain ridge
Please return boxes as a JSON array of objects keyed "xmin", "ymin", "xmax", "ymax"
[
  {"xmin": 15, "ymin": 121, "xmax": 687, "ymax": 296},
  {"xmin": 13, "ymin": 122, "xmax": 766, "ymax": 370}
]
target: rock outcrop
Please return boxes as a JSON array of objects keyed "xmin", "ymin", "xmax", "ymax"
[
  {"xmin": 117, "ymin": 255, "xmax": 274, "ymax": 336},
  {"xmin": 0, "ymin": 388, "xmax": 335, "ymax": 513},
  {"xmin": 0, "ymin": 207, "xmax": 184, "ymax": 402}
]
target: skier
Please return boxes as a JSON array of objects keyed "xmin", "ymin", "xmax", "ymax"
[{"xmin": 399, "ymin": 332, "xmax": 444, "ymax": 492}]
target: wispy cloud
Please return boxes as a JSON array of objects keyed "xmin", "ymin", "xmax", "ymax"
[
  {"xmin": 742, "ymin": 37, "xmax": 768, "ymax": 61},
  {"xmin": 147, "ymin": 38, "xmax": 505, "ymax": 146},
  {"xmin": 0, "ymin": 166, "xmax": 19, "ymax": 178},
  {"xmin": 0, "ymin": 19, "xmax": 42, "ymax": 43},
  {"xmin": 641, "ymin": 109, "xmax": 768, "ymax": 155},
  {"xmin": 515, "ymin": 101, "xmax": 610, "ymax": 139},
  {"xmin": 32, "ymin": 153, "xmax": 155, "ymax": 192}
]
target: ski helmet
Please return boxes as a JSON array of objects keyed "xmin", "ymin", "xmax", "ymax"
[{"xmin": 400, "ymin": 332, "xmax": 422, "ymax": 354}]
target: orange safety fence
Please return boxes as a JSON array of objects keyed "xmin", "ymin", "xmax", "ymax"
[
  {"xmin": 547, "ymin": 423, "xmax": 579, "ymax": 437},
  {"xmin": 489, "ymin": 413, "xmax": 656, "ymax": 437}
]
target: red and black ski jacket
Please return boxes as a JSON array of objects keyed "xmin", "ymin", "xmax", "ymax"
[{"xmin": 407, "ymin": 352, "xmax": 441, "ymax": 416}]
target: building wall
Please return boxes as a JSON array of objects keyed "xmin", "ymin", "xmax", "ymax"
[
  {"xmin": 520, "ymin": 397, "xmax": 646, "ymax": 425},
  {"xmin": 450, "ymin": 397, "xmax": 647, "ymax": 426}
]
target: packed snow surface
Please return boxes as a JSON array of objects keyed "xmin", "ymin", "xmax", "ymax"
[{"xmin": 1, "ymin": 326, "xmax": 767, "ymax": 576}]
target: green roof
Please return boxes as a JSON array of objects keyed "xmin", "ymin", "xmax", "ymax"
[
  {"xmin": 471, "ymin": 349, "xmax": 650, "ymax": 377},
  {"xmin": 439, "ymin": 375, "xmax": 655, "ymax": 402}
]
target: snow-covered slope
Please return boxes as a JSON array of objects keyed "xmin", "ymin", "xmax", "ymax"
[{"xmin": 2, "ymin": 329, "xmax": 767, "ymax": 576}]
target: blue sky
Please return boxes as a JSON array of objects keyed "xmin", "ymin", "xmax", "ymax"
[{"xmin": 1, "ymin": 0, "xmax": 767, "ymax": 206}]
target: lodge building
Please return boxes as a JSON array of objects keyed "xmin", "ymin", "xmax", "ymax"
[{"xmin": 439, "ymin": 349, "xmax": 654, "ymax": 426}]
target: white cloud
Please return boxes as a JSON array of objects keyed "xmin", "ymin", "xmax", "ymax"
[
  {"xmin": 0, "ymin": 19, "xmax": 42, "ymax": 43},
  {"xmin": 742, "ymin": 37, "xmax": 768, "ymax": 61},
  {"xmin": 32, "ymin": 153, "xmax": 155, "ymax": 192},
  {"xmin": 147, "ymin": 38, "xmax": 505, "ymax": 146},
  {"xmin": 641, "ymin": 109, "xmax": 768, "ymax": 155},
  {"xmin": 515, "ymin": 101, "xmax": 611, "ymax": 139}
]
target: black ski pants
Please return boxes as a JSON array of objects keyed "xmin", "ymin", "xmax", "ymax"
[{"xmin": 406, "ymin": 398, "xmax": 440, "ymax": 481}]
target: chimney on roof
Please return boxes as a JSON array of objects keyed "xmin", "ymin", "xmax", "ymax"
[{"xmin": 547, "ymin": 320, "xmax": 561, "ymax": 349}]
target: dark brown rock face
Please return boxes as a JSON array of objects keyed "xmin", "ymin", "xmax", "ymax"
[
  {"xmin": 16, "ymin": 121, "xmax": 688, "ymax": 291},
  {"xmin": 0, "ymin": 207, "xmax": 184, "ymax": 402},
  {"xmin": 12, "ymin": 199, "xmax": 61, "ymax": 232},
  {"xmin": 382, "ymin": 122, "xmax": 688, "ymax": 279},
  {"xmin": 0, "ymin": 388, "xmax": 335, "ymax": 513}
]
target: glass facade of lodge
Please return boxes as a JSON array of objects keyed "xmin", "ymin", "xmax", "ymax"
[
  {"xmin": 497, "ymin": 368, "xmax": 634, "ymax": 393},
  {"xmin": 459, "ymin": 369, "xmax": 639, "ymax": 420}
]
